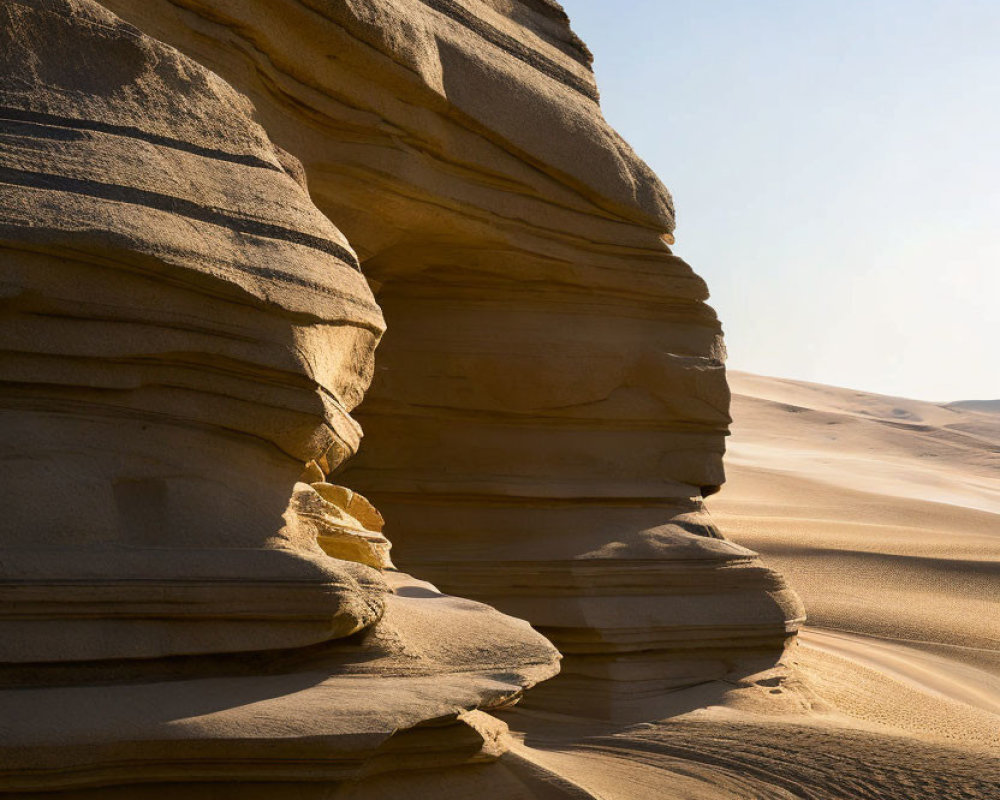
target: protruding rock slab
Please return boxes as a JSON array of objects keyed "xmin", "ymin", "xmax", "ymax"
[
  {"xmin": 377, "ymin": 499, "xmax": 803, "ymax": 720},
  {"xmin": 0, "ymin": 572, "xmax": 560, "ymax": 793}
]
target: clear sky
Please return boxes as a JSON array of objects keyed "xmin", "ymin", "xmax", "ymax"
[{"xmin": 563, "ymin": 0, "xmax": 999, "ymax": 402}]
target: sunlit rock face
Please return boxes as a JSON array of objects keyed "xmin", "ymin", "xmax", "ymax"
[
  {"xmin": 0, "ymin": 0, "xmax": 389, "ymax": 661},
  {"xmin": 96, "ymin": 0, "xmax": 805, "ymax": 719},
  {"xmin": 0, "ymin": 3, "xmax": 562, "ymax": 793}
]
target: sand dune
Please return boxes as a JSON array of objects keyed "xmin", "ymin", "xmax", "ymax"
[
  {"xmin": 951, "ymin": 399, "xmax": 1000, "ymax": 415},
  {"xmin": 801, "ymin": 628, "xmax": 1000, "ymax": 716},
  {"xmin": 705, "ymin": 372, "xmax": 1000, "ymax": 758},
  {"xmin": 505, "ymin": 371, "xmax": 999, "ymax": 797},
  {"xmin": 510, "ymin": 710, "xmax": 999, "ymax": 800},
  {"xmin": 709, "ymin": 370, "xmax": 1000, "ymax": 673},
  {"xmin": 718, "ymin": 370, "xmax": 1000, "ymax": 514}
]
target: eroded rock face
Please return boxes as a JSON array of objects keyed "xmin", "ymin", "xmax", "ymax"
[
  {"xmin": 292, "ymin": 467, "xmax": 396, "ymax": 569},
  {"xmin": 0, "ymin": 2, "xmax": 562, "ymax": 793},
  {"xmin": 0, "ymin": 0, "xmax": 393, "ymax": 661},
  {"xmin": 96, "ymin": 0, "xmax": 804, "ymax": 718},
  {"xmin": 0, "ymin": 572, "xmax": 561, "ymax": 793}
]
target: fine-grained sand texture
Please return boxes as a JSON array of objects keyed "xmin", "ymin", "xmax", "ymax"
[
  {"xmin": 498, "ymin": 371, "xmax": 999, "ymax": 799},
  {"xmin": 711, "ymin": 370, "xmax": 999, "ymax": 673}
]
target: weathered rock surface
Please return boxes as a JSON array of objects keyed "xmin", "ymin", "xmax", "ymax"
[
  {"xmin": 0, "ymin": 572, "xmax": 561, "ymax": 793},
  {"xmin": 0, "ymin": 0, "xmax": 389, "ymax": 661},
  {"xmin": 98, "ymin": 0, "xmax": 804, "ymax": 718},
  {"xmin": 0, "ymin": 1, "xmax": 561, "ymax": 793},
  {"xmin": 294, "ymin": 477, "xmax": 396, "ymax": 569}
]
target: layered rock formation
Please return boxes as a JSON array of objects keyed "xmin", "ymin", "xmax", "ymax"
[
  {"xmin": 98, "ymin": 0, "xmax": 804, "ymax": 718},
  {"xmin": 0, "ymin": 0, "xmax": 386, "ymax": 662},
  {"xmin": 0, "ymin": 0, "xmax": 806, "ymax": 790},
  {"xmin": 0, "ymin": 1, "xmax": 561, "ymax": 793}
]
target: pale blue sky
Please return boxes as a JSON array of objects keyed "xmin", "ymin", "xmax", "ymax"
[{"xmin": 564, "ymin": 0, "xmax": 999, "ymax": 401}]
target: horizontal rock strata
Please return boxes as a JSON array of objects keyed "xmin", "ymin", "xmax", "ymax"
[
  {"xmin": 0, "ymin": 2, "xmax": 562, "ymax": 794},
  {"xmin": 99, "ymin": 0, "xmax": 805, "ymax": 718},
  {"xmin": 0, "ymin": 0, "xmax": 387, "ymax": 662},
  {"xmin": 0, "ymin": 572, "xmax": 561, "ymax": 793},
  {"xmin": 374, "ymin": 499, "xmax": 802, "ymax": 719}
]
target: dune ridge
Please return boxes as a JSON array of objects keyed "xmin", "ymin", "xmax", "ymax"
[
  {"xmin": 706, "ymin": 371, "xmax": 999, "ymax": 755},
  {"xmin": 710, "ymin": 370, "xmax": 999, "ymax": 672}
]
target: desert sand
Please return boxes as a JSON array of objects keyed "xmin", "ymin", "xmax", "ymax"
[
  {"xmin": 1, "ymin": 1, "xmax": 997, "ymax": 796},
  {"xmin": 716, "ymin": 370, "xmax": 999, "ymax": 673},
  {"xmin": 499, "ymin": 371, "xmax": 999, "ymax": 798}
]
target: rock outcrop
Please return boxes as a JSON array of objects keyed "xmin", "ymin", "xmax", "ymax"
[
  {"xmin": 0, "ymin": 1, "xmax": 561, "ymax": 793},
  {"xmin": 293, "ymin": 474, "xmax": 396, "ymax": 569},
  {"xmin": 0, "ymin": 0, "xmax": 806, "ymax": 790},
  {"xmin": 97, "ymin": 0, "xmax": 804, "ymax": 719},
  {"xmin": 0, "ymin": 0, "xmax": 386, "ymax": 662}
]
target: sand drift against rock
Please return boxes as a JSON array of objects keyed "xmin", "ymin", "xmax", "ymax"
[{"xmin": 0, "ymin": 1, "xmax": 996, "ymax": 798}]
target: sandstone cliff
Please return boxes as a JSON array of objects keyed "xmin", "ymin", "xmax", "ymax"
[
  {"xmin": 0, "ymin": 1, "xmax": 561, "ymax": 793},
  {"xmin": 1, "ymin": 0, "xmax": 805, "ymax": 794},
  {"xmin": 98, "ymin": 0, "xmax": 803, "ymax": 718}
]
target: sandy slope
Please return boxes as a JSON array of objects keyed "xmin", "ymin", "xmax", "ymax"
[
  {"xmin": 711, "ymin": 370, "xmax": 1000, "ymax": 669},
  {"xmin": 508, "ymin": 371, "xmax": 999, "ymax": 798},
  {"xmin": 709, "ymin": 371, "xmax": 999, "ymax": 746}
]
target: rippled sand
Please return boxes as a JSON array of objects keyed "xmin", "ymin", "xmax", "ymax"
[{"xmin": 504, "ymin": 371, "xmax": 999, "ymax": 798}]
